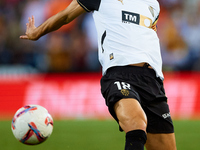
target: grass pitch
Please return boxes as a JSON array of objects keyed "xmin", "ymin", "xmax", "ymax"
[{"xmin": 1, "ymin": 120, "xmax": 200, "ymax": 150}]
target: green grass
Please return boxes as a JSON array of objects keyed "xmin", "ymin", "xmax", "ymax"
[
  {"xmin": 174, "ymin": 120, "xmax": 200, "ymax": 150},
  {"xmin": 1, "ymin": 120, "xmax": 200, "ymax": 150}
]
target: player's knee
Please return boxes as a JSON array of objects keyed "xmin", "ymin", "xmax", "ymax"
[{"xmin": 119, "ymin": 114, "xmax": 147, "ymax": 133}]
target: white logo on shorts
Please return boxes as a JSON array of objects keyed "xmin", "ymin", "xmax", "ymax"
[{"xmin": 162, "ymin": 112, "xmax": 171, "ymax": 119}]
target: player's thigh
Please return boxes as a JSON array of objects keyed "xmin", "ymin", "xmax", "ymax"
[
  {"xmin": 114, "ymin": 98, "xmax": 147, "ymax": 133},
  {"xmin": 145, "ymin": 133, "xmax": 176, "ymax": 150}
]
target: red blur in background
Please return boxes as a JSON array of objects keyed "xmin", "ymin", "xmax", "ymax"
[{"xmin": 1, "ymin": 72, "xmax": 200, "ymax": 120}]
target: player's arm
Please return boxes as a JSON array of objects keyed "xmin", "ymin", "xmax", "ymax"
[{"xmin": 20, "ymin": 0, "xmax": 86, "ymax": 41}]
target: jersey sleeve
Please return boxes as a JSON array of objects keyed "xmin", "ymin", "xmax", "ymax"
[{"xmin": 77, "ymin": 0, "xmax": 101, "ymax": 12}]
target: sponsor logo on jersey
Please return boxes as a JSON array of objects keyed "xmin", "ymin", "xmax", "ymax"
[
  {"xmin": 122, "ymin": 11, "xmax": 140, "ymax": 25},
  {"xmin": 122, "ymin": 11, "xmax": 153, "ymax": 29}
]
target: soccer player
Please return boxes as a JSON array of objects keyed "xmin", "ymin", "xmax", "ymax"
[{"xmin": 20, "ymin": 0, "xmax": 177, "ymax": 149}]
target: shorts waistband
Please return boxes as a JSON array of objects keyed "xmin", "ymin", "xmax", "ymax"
[{"xmin": 106, "ymin": 65, "xmax": 156, "ymax": 77}]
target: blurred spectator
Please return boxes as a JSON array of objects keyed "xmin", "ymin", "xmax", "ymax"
[
  {"xmin": 0, "ymin": 15, "xmax": 11, "ymax": 64},
  {"xmin": 82, "ymin": 13, "xmax": 101, "ymax": 72},
  {"xmin": 158, "ymin": 2, "xmax": 188, "ymax": 71},
  {"xmin": 158, "ymin": 0, "xmax": 200, "ymax": 71},
  {"xmin": 174, "ymin": 1, "xmax": 200, "ymax": 71},
  {"xmin": 46, "ymin": 33, "xmax": 72, "ymax": 72}
]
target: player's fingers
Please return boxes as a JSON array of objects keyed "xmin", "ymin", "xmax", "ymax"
[
  {"xmin": 32, "ymin": 15, "xmax": 35, "ymax": 25},
  {"xmin": 28, "ymin": 17, "xmax": 31, "ymax": 22},
  {"xmin": 28, "ymin": 17, "xmax": 30, "ymax": 27},
  {"xmin": 19, "ymin": 35, "xmax": 29, "ymax": 39},
  {"xmin": 28, "ymin": 17, "xmax": 32, "ymax": 27},
  {"xmin": 29, "ymin": 16, "xmax": 35, "ymax": 26}
]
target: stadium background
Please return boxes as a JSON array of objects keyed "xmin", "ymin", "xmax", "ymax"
[{"xmin": 1, "ymin": 0, "xmax": 200, "ymax": 149}]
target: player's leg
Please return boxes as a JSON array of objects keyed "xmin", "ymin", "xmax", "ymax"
[
  {"xmin": 114, "ymin": 98, "xmax": 147, "ymax": 150},
  {"xmin": 114, "ymin": 98, "xmax": 147, "ymax": 132},
  {"xmin": 145, "ymin": 133, "xmax": 177, "ymax": 150},
  {"xmin": 143, "ymin": 99, "xmax": 176, "ymax": 150}
]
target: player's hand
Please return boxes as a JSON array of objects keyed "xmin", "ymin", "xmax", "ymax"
[{"xmin": 20, "ymin": 16, "xmax": 38, "ymax": 40}]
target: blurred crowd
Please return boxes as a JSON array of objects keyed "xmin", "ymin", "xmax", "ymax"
[
  {"xmin": 0, "ymin": 0, "xmax": 200, "ymax": 74},
  {"xmin": 159, "ymin": 0, "xmax": 200, "ymax": 71}
]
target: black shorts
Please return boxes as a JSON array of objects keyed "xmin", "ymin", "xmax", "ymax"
[{"xmin": 100, "ymin": 65, "xmax": 174, "ymax": 133}]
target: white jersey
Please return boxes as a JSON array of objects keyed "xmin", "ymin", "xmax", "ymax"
[{"xmin": 77, "ymin": 0, "xmax": 163, "ymax": 79}]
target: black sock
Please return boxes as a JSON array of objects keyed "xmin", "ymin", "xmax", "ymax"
[{"xmin": 125, "ymin": 130, "xmax": 147, "ymax": 150}]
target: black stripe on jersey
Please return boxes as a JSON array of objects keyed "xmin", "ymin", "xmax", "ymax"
[
  {"xmin": 77, "ymin": 0, "xmax": 101, "ymax": 12},
  {"xmin": 101, "ymin": 31, "xmax": 106, "ymax": 53},
  {"xmin": 151, "ymin": 15, "xmax": 159, "ymax": 31},
  {"xmin": 153, "ymin": 15, "xmax": 159, "ymax": 25}
]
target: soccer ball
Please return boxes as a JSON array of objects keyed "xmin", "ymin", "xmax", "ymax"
[{"xmin": 11, "ymin": 105, "xmax": 53, "ymax": 145}]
